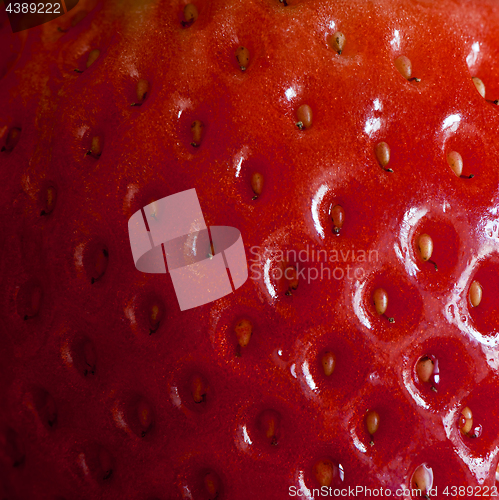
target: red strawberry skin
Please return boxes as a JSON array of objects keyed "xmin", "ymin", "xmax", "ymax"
[{"xmin": 3, "ymin": 0, "xmax": 499, "ymax": 498}]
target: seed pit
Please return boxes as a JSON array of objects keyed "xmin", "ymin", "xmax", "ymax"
[
  {"xmin": 32, "ymin": 388, "xmax": 58, "ymax": 429},
  {"xmin": 16, "ymin": 279, "xmax": 43, "ymax": 321},
  {"xmin": 1, "ymin": 126, "xmax": 21, "ymax": 152}
]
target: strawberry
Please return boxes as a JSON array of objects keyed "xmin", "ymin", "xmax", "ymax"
[{"xmin": 3, "ymin": 0, "xmax": 499, "ymax": 498}]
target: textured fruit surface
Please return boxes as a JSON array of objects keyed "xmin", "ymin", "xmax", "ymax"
[{"xmin": 3, "ymin": 0, "xmax": 499, "ymax": 498}]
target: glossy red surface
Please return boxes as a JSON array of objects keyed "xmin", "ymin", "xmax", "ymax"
[{"xmin": 2, "ymin": 0, "xmax": 499, "ymax": 498}]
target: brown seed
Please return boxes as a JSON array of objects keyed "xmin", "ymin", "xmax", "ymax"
[
  {"xmin": 416, "ymin": 356, "xmax": 434, "ymax": 383},
  {"xmin": 235, "ymin": 46, "xmax": 250, "ymax": 71},
  {"xmin": 328, "ymin": 31, "xmax": 345, "ymax": 54},
  {"xmin": 447, "ymin": 151, "xmax": 463, "ymax": 177},
  {"xmin": 411, "ymin": 464, "xmax": 433, "ymax": 494},
  {"xmin": 313, "ymin": 459, "xmax": 336, "ymax": 487},
  {"xmin": 296, "ymin": 104, "xmax": 313, "ymax": 130},
  {"xmin": 322, "ymin": 351, "xmax": 336, "ymax": 376},
  {"xmin": 235, "ymin": 319, "xmax": 252, "ymax": 348},
  {"xmin": 469, "ymin": 280, "xmax": 482, "ymax": 307},
  {"xmin": 87, "ymin": 136, "xmax": 102, "ymax": 158},
  {"xmin": 365, "ymin": 409, "xmax": 380, "ymax": 436},
  {"xmin": 375, "ymin": 142, "xmax": 391, "ymax": 169},
  {"xmin": 459, "ymin": 406, "xmax": 473, "ymax": 435},
  {"xmin": 191, "ymin": 374, "xmax": 208, "ymax": 404},
  {"xmin": 86, "ymin": 49, "xmax": 100, "ymax": 68},
  {"xmin": 417, "ymin": 233, "xmax": 433, "ymax": 262},
  {"xmin": 149, "ymin": 303, "xmax": 161, "ymax": 333},
  {"xmin": 372, "ymin": 288, "xmax": 388, "ymax": 316},
  {"xmin": 331, "ymin": 205, "xmax": 345, "ymax": 234},
  {"xmin": 251, "ymin": 172, "xmax": 264, "ymax": 198},
  {"xmin": 394, "ymin": 55, "xmax": 412, "ymax": 80},
  {"xmin": 472, "ymin": 76, "xmax": 486, "ymax": 98},
  {"xmin": 183, "ymin": 3, "xmax": 199, "ymax": 24},
  {"xmin": 136, "ymin": 79, "xmax": 150, "ymax": 102},
  {"xmin": 191, "ymin": 120, "xmax": 204, "ymax": 147}
]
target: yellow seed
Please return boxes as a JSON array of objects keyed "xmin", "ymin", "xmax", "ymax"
[
  {"xmin": 469, "ymin": 280, "xmax": 482, "ymax": 307},
  {"xmin": 314, "ymin": 459, "xmax": 335, "ymax": 487},
  {"xmin": 191, "ymin": 120, "xmax": 204, "ymax": 147},
  {"xmin": 459, "ymin": 406, "xmax": 473, "ymax": 435},
  {"xmin": 251, "ymin": 172, "xmax": 264, "ymax": 198},
  {"xmin": 416, "ymin": 356, "xmax": 434, "ymax": 383},
  {"xmin": 86, "ymin": 49, "xmax": 100, "ymax": 68},
  {"xmin": 331, "ymin": 205, "xmax": 345, "ymax": 233},
  {"xmin": 417, "ymin": 233, "xmax": 433, "ymax": 262},
  {"xmin": 183, "ymin": 3, "xmax": 198, "ymax": 24},
  {"xmin": 322, "ymin": 351, "xmax": 336, "ymax": 376},
  {"xmin": 372, "ymin": 288, "xmax": 388, "ymax": 316},
  {"xmin": 328, "ymin": 31, "xmax": 346, "ymax": 54},
  {"xmin": 366, "ymin": 409, "xmax": 380, "ymax": 435},
  {"xmin": 235, "ymin": 46, "xmax": 250, "ymax": 71},
  {"xmin": 394, "ymin": 55, "xmax": 412, "ymax": 80},
  {"xmin": 296, "ymin": 104, "xmax": 313, "ymax": 130},
  {"xmin": 447, "ymin": 150, "xmax": 463, "ymax": 177},
  {"xmin": 472, "ymin": 76, "xmax": 486, "ymax": 98},
  {"xmin": 136, "ymin": 79, "xmax": 150, "ymax": 101},
  {"xmin": 235, "ymin": 319, "xmax": 252, "ymax": 348},
  {"xmin": 89, "ymin": 136, "xmax": 102, "ymax": 157},
  {"xmin": 411, "ymin": 464, "xmax": 433, "ymax": 494},
  {"xmin": 375, "ymin": 142, "xmax": 390, "ymax": 168}
]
